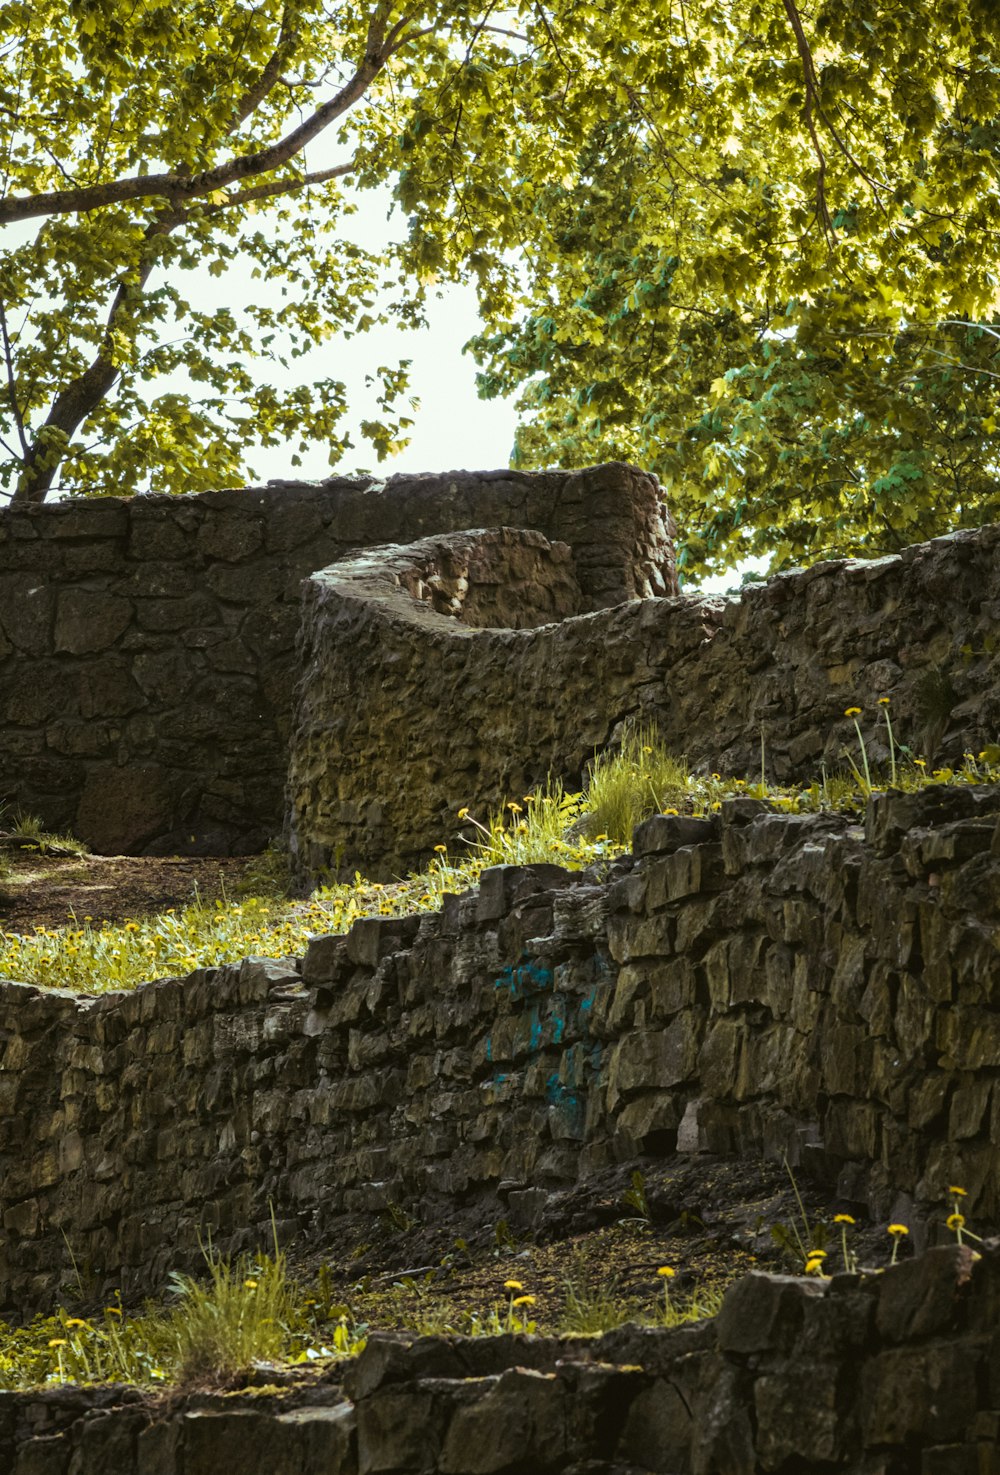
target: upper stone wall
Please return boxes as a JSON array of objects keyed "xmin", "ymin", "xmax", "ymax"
[
  {"xmin": 288, "ymin": 521, "xmax": 1000, "ymax": 882},
  {"xmin": 0, "ymin": 465, "xmax": 673, "ymax": 854}
]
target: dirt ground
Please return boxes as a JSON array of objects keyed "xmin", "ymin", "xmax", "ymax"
[{"xmin": 0, "ymin": 847, "xmax": 258, "ymax": 934}]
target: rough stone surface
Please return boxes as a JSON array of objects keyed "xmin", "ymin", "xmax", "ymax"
[
  {"xmin": 0, "ymin": 466, "xmax": 673, "ymax": 853},
  {"xmin": 1, "ymin": 787, "xmax": 998, "ymax": 1315},
  {"xmin": 288, "ymin": 518, "xmax": 1000, "ymax": 879},
  {"xmin": 4, "ymin": 1247, "xmax": 1000, "ymax": 1472}
]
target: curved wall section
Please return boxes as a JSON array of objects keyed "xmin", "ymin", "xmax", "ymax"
[
  {"xmin": 289, "ymin": 521, "xmax": 1000, "ymax": 883},
  {"xmin": 0, "ymin": 464, "xmax": 673, "ymax": 854}
]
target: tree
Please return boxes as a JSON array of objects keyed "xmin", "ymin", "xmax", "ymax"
[
  {"xmin": 390, "ymin": 0, "xmax": 1000, "ymax": 576},
  {"xmin": 4, "ymin": 2, "xmax": 1000, "ymax": 582},
  {"xmin": 0, "ymin": 0, "xmax": 468, "ymax": 503}
]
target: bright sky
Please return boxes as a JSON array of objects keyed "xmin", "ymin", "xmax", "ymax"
[{"xmin": 240, "ymin": 184, "xmax": 521, "ymax": 483}]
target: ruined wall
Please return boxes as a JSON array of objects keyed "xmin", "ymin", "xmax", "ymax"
[
  {"xmin": 4, "ymin": 1245, "xmax": 999, "ymax": 1474},
  {"xmin": 2, "ymin": 785, "xmax": 998, "ymax": 1316},
  {"xmin": 289, "ymin": 520, "xmax": 1000, "ymax": 881},
  {"xmin": 0, "ymin": 465, "xmax": 673, "ymax": 854}
]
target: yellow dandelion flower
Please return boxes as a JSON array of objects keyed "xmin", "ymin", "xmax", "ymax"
[
  {"xmin": 105, "ymin": 1306, "xmax": 122, "ymax": 1316},
  {"xmin": 878, "ymin": 697, "xmax": 890, "ymax": 706},
  {"xmin": 946, "ymin": 1213, "xmax": 965, "ymax": 1231},
  {"xmin": 457, "ymin": 807, "xmax": 470, "ymax": 820},
  {"xmin": 65, "ymin": 1318, "xmax": 88, "ymax": 1328},
  {"xmin": 503, "ymin": 1279, "xmax": 523, "ymax": 1291},
  {"xmin": 434, "ymin": 844, "xmax": 447, "ymax": 853},
  {"xmin": 512, "ymin": 1294, "xmax": 536, "ymax": 1307},
  {"xmin": 244, "ymin": 1278, "xmax": 258, "ymax": 1289},
  {"xmin": 656, "ymin": 1266, "xmax": 676, "ymax": 1278},
  {"xmin": 887, "ymin": 1224, "xmax": 909, "ymax": 1237},
  {"xmin": 833, "ymin": 1213, "xmax": 855, "ymax": 1225},
  {"xmin": 845, "ymin": 706, "xmax": 861, "ymax": 717},
  {"xmin": 48, "ymin": 1339, "xmax": 67, "ymax": 1348},
  {"xmin": 949, "ymin": 1185, "xmax": 967, "ymax": 1197}
]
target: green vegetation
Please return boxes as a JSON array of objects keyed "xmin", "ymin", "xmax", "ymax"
[
  {"xmin": 0, "ymin": 1242, "xmax": 727, "ymax": 1391},
  {"xmin": 3, "ymin": 3, "xmax": 1000, "ymax": 576},
  {"xmin": 3, "ymin": 811, "xmax": 89, "ymax": 858},
  {"xmin": 2, "ymin": 714, "xmax": 998, "ymax": 994}
]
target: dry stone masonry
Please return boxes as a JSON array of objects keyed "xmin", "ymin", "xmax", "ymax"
[
  {"xmin": 0, "ymin": 465, "xmax": 673, "ymax": 854},
  {"xmin": 2, "ymin": 783, "xmax": 998, "ymax": 1318},
  {"xmin": 288, "ymin": 518, "xmax": 1000, "ymax": 881},
  {"xmin": 3, "ymin": 1244, "xmax": 999, "ymax": 1473}
]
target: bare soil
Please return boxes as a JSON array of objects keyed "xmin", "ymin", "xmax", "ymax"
[{"xmin": 0, "ymin": 848, "xmax": 258, "ymax": 934}]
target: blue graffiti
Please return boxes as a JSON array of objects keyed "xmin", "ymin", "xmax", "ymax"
[{"xmin": 494, "ymin": 956, "xmax": 554, "ymax": 1001}]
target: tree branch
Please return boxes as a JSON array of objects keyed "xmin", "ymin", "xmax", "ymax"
[
  {"xmin": 230, "ymin": 0, "xmax": 300, "ymax": 129},
  {"xmin": 0, "ymin": 298, "xmax": 29, "ymax": 456},
  {"xmin": 15, "ymin": 210, "xmax": 184, "ymax": 503},
  {"xmin": 0, "ymin": 4, "xmax": 398, "ymax": 226}
]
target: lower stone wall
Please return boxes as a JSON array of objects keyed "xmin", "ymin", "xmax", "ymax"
[
  {"xmin": 288, "ymin": 519, "xmax": 1000, "ymax": 881},
  {"xmin": 3, "ymin": 1245, "xmax": 998, "ymax": 1474},
  {"xmin": 2, "ymin": 785, "xmax": 998, "ymax": 1316}
]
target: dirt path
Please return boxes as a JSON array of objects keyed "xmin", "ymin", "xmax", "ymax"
[{"xmin": 0, "ymin": 850, "xmax": 258, "ymax": 934}]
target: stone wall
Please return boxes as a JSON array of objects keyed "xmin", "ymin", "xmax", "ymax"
[
  {"xmin": 4, "ymin": 1244, "xmax": 999, "ymax": 1474},
  {"xmin": 0, "ymin": 465, "xmax": 673, "ymax": 854},
  {"xmin": 2, "ymin": 784, "xmax": 998, "ymax": 1316},
  {"xmin": 288, "ymin": 520, "xmax": 1000, "ymax": 881}
]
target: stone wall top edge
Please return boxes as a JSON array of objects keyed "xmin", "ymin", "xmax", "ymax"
[
  {"xmin": 11, "ymin": 784, "xmax": 992, "ymax": 1007},
  {"xmin": 0, "ymin": 462, "xmax": 660, "ymax": 526}
]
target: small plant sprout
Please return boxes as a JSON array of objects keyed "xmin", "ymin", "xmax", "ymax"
[
  {"xmin": 844, "ymin": 707, "xmax": 873, "ymax": 797},
  {"xmin": 887, "ymin": 1223, "xmax": 909, "ymax": 1265},
  {"xmin": 833, "ymin": 1214, "xmax": 858, "ymax": 1273}
]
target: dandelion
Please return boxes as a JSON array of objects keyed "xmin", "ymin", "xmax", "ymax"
[
  {"xmin": 457, "ymin": 807, "xmax": 470, "ymax": 820},
  {"xmin": 503, "ymin": 1279, "xmax": 523, "ymax": 1291},
  {"xmin": 887, "ymin": 1223, "xmax": 909, "ymax": 1265},
  {"xmin": 833, "ymin": 1216, "xmax": 857, "ymax": 1272},
  {"xmin": 946, "ymin": 1212, "xmax": 965, "ymax": 1232},
  {"xmin": 878, "ymin": 697, "xmax": 890, "ymax": 706},
  {"xmin": 845, "ymin": 706, "xmax": 861, "ymax": 717},
  {"xmin": 804, "ymin": 1252, "xmax": 827, "ymax": 1276},
  {"xmin": 244, "ymin": 1278, "xmax": 258, "ymax": 1289},
  {"xmin": 657, "ymin": 1266, "xmax": 675, "ymax": 1278},
  {"xmin": 47, "ymin": 1338, "xmax": 67, "ymax": 1348},
  {"xmin": 949, "ymin": 1186, "xmax": 967, "ymax": 1197},
  {"xmin": 434, "ymin": 844, "xmax": 447, "ymax": 853},
  {"xmin": 64, "ymin": 1318, "xmax": 88, "ymax": 1329},
  {"xmin": 506, "ymin": 802, "xmax": 522, "ymax": 815},
  {"xmin": 512, "ymin": 1294, "xmax": 536, "ymax": 1307}
]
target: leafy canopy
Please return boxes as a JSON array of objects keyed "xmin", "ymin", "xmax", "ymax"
[
  {"xmin": 3, "ymin": 1, "xmax": 1000, "ymax": 579},
  {"xmin": 388, "ymin": 0, "xmax": 1000, "ymax": 575}
]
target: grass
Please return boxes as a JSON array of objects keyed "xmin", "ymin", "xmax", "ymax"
[
  {"xmin": 1, "ymin": 719, "xmax": 999, "ymax": 995},
  {"xmin": 4, "ymin": 809, "xmax": 89, "ymax": 857},
  {"xmin": 0, "ymin": 1242, "xmax": 729, "ymax": 1392}
]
